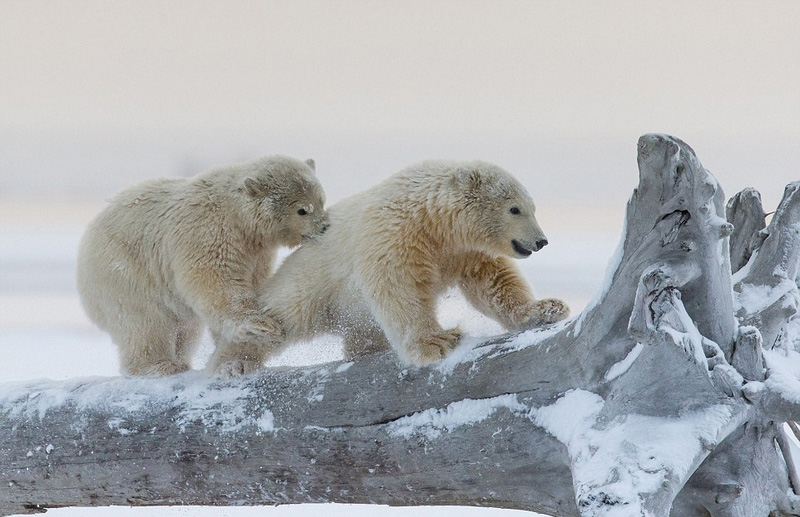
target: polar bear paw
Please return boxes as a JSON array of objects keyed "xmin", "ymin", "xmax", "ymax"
[
  {"xmin": 210, "ymin": 339, "xmax": 269, "ymax": 378},
  {"xmin": 214, "ymin": 358, "xmax": 263, "ymax": 378},
  {"xmin": 410, "ymin": 328, "xmax": 462, "ymax": 366},
  {"xmin": 525, "ymin": 298, "xmax": 570, "ymax": 327},
  {"xmin": 234, "ymin": 312, "xmax": 284, "ymax": 342}
]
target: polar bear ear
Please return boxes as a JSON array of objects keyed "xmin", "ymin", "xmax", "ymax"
[
  {"xmin": 305, "ymin": 159, "xmax": 316, "ymax": 172},
  {"xmin": 244, "ymin": 177, "xmax": 268, "ymax": 197}
]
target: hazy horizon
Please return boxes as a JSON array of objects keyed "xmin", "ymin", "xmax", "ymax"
[{"xmin": 1, "ymin": 0, "xmax": 798, "ymax": 217}]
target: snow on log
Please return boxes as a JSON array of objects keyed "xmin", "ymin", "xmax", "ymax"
[{"xmin": 1, "ymin": 134, "xmax": 800, "ymax": 517}]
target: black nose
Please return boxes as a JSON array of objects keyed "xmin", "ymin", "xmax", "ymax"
[
  {"xmin": 320, "ymin": 223, "xmax": 330, "ymax": 234},
  {"xmin": 535, "ymin": 238, "xmax": 548, "ymax": 250}
]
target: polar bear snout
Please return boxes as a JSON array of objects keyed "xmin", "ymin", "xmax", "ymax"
[
  {"xmin": 512, "ymin": 237, "xmax": 548, "ymax": 257},
  {"xmin": 313, "ymin": 217, "xmax": 331, "ymax": 236},
  {"xmin": 302, "ymin": 218, "xmax": 330, "ymax": 241}
]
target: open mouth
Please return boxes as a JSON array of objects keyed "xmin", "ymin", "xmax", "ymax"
[{"xmin": 512, "ymin": 239, "xmax": 533, "ymax": 257}]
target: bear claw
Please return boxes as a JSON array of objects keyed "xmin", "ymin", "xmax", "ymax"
[
  {"xmin": 526, "ymin": 298, "xmax": 570, "ymax": 327},
  {"xmin": 236, "ymin": 313, "xmax": 284, "ymax": 342},
  {"xmin": 214, "ymin": 359, "xmax": 263, "ymax": 378},
  {"xmin": 411, "ymin": 328, "xmax": 462, "ymax": 366}
]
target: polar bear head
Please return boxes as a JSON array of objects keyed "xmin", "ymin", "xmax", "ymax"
[
  {"xmin": 242, "ymin": 156, "xmax": 329, "ymax": 248},
  {"xmin": 453, "ymin": 162, "xmax": 548, "ymax": 259}
]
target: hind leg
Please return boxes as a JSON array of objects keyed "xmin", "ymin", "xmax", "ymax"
[
  {"xmin": 174, "ymin": 315, "xmax": 203, "ymax": 369},
  {"xmin": 342, "ymin": 321, "xmax": 391, "ymax": 361},
  {"xmin": 78, "ymin": 242, "xmax": 188, "ymax": 376},
  {"xmin": 113, "ymin": 303, "xmax": 190, "ymax": 377}
]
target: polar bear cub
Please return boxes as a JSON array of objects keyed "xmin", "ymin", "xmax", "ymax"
[
  {"xmin": 254, "ymin": 160, "xmax": 569, "ymax": 367},
  {"xmin": 77, "ymin": 155, "xmax": 328, "ymax": 377}
]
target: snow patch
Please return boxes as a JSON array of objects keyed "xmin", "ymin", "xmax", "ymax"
[
  {"xmin": 256, "ymin": 410, "xmax": 277, "ymax": 433},
  {"xmin": 304, "ymin": 425, "xmax": 331, "ymax": 433},
  {"xmin": 763, "ymin": 348, "xmax": 800, "ymax": 404},
  {"xmin": 732, "ymin": 253, "xmax": 755, "ymax": 284},
  {"xmin": 531, "ymin": 389, "xmax": 604, "ymax": 445},
  {"xmin": 604, "ymin": 343, "xmax": 644, "ymax": 382},
  {"xmin": 659, "ymin": 294, "xmax": 710, "ymax": 370},
  {"xmin": 301, "ymin": 367, "xmax": 331, "ymax": 404},
  {"xmin": 387, "ymin": 394, "xmax": 527, "ymax": 440},
  {"xmin": 170, "ymin": 383, "xmax": 255, "ymax": 433},
  {"xmin": 564, "ymin": 404, "xmax": 732, "ymax": 514},
  {"xmin": 0, "ymin": 372, "xmax": 277, "ymax": 435},
  {"xmin": 107, "ymin": 417, "xmax": 134, "ymax": 435},
  {"xmin": 335, "ymin": 362, "xmax": 354, "ymax": 373},
  {"xmin": 735, "ymin": 279, "xmax": 799, "ymax": 315},
  {"xmin": 530, "ymin": 390, "xmax": 732, "ymax": 515}
]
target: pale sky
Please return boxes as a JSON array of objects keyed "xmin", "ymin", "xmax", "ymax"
[{"xmin": 1, "ymin": 0, "xmax": 798, "ymax": 217}]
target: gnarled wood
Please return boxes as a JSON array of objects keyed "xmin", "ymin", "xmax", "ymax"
[
  {"xmin": 1, "ymin": 134, "xmax": 799, "ymax": 517},
  {"xmin": 727, "ymin": 188, "xmax": 766, "ymax": 274}
]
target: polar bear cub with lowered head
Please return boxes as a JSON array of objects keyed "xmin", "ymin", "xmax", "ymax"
[
  {"xmin": 252, "ymin": 160, "xmax": 569, "ymax": 368},
  {"xmin": 77, "ymin": 155, "xmax": 328, "ymax": 377}
]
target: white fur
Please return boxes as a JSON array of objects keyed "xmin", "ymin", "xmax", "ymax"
[
  {"xmin": 258, "ymin": 160, "xmax": 569, "ymax": 367},
  {"xmin": 77, "ymin": 155, "xmax": 328, "ymax": 377}
]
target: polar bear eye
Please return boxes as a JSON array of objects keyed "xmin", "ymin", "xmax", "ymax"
[
  {"xmin": 297, "ymin": 208, "xmax": 308, "ymax": 216},
  {"xmin": 509, "ymin": 207, "xmax": 521, "ymax": 215}
]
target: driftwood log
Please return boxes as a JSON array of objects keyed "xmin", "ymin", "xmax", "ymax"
[{"xmin": 2, "ymin": 134, "xmax": 800, "ymax": 517}]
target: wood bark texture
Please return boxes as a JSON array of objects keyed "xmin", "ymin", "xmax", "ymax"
[{"xmin": 2, "ymin": 134, "xmax": 800, "ymax": 517}]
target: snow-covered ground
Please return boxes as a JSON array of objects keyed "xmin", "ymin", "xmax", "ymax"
[{"xmin": 0, "ymin": 202, "xmax": 618, "ymax": 517}]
